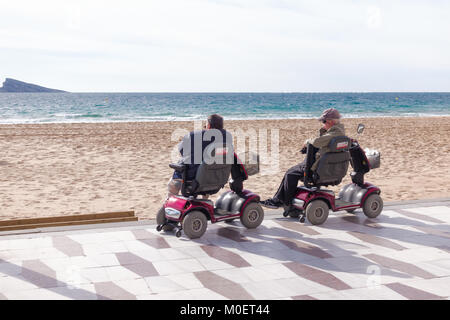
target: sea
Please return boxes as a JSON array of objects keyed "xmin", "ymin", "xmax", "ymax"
[{"xmin": 0, "ymin": 92, "xmax": 449, "ymax": 124}]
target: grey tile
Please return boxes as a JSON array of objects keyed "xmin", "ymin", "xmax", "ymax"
[
  {"xmin": 194, "ymin": 271, "xmax": 253, "ymax": 299},
  {"xmin": 274, "ymin": 220, "xmax": 321, "ymax": 236},
  {"xmin": 201, "ymin": 245, "xmax": 251, "ymax": 268},
  {"xmin": 21, "ymin": 260, "xmax": 60, "ymax": 289},
  {"xmin": 364, "ymin": 254, "xmax": 436, "ymax": 279},
  {"xmin": 94, "ymin": 281, "xmax": 136, "ymax": 300},
  {"xmin": 278, "ymin": 238, "xmax": 333, "ymax": 259},
  {"xmin": 52, "ymin": 236, "xmax": 85, "ymax": 257},
  {"xmin": 394, "ymin": 209, "xmax": 445, "ymax": 224},
  {"xmin": 348, "ymin": 231, "xmax": 406, "ymax": 251},
  {"xmin": 283, "ymin": 262, "xmax": 352, "ymax": 291},
  {"xmin": 385, "ymin": 282, "xmax": 445, "ymax": 300}
]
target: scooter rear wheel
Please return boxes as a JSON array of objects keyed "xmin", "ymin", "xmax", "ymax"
[
  {"xmin": 363, "ymin": 194, "xmax": 383, "ymax": 218},
  {"xmin": 182, "ymin": 211, "xmax": 208, "ymax": 239},
  {"xmin": 306, "ymin": 200, "xmax": 329, "ymax": 225},
  {"xmin": 156, "ymin": 206, "xmax": 175, "ymax": 232},
  {"xmin": 240, "ymin": 202, "xmax": 264, "ymax": 229}
]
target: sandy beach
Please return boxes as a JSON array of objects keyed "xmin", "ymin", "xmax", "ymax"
[{"xmin": 0, "ymin": 116, "xmax": 449, "ymax": 221}]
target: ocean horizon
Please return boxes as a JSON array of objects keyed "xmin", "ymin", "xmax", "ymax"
[{"xmin": 0, "ymin": 92, "xmax": 449, "ymax": 124}]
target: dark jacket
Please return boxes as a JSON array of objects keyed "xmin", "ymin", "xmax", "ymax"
[
  {"xmin": 306, "ymin": 123, "xmax": 346, "ymax": 170},
  {"xmin": 174, "ymin": 129, "xmax": 233, "ymax": 180}
]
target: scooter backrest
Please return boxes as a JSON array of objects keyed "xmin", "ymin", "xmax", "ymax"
[
  {"xmin": 313, "ymin": 136, "xmax": 351, "ymax": 185},
  {"xmin": 328, "ymin": 136, "xmax": 351, "ymax": 152},
  {"xmin": 193, "ymin": 142, "xmax": 234, "ymax": 194}
]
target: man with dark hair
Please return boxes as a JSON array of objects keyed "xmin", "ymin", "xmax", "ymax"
[
  {"xmin": 167, "ymin": 114, "xmax": 233, "ymax": 197},
  {"xmin": 207, "ymin": 114, "xmax": 224, "ymax": 130},
  {"xmin": 261, "ymin": 108, "xmax": 345, "ymax": 208}
]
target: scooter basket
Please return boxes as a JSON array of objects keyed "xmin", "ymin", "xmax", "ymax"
[
  {"xmin": 237, "ymin": 151, "xmax": 260, "ymax": 176},
  {"xmin": 365, "ymin": 149, "xmax": 380, "ymax": 169}
]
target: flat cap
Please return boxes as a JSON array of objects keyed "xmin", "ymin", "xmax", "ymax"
[{"xmin": 318, "ymin": 108, "xmax": 341, "ymax": 121}]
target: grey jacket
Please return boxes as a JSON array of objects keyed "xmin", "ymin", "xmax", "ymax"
[{"xmin": 306, "ymin": 123, "xmax": 346, "ymax": 170}]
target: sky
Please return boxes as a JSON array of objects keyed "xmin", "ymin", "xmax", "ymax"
[{"xmin": 0, "ymin": 0, "xmax": 449, "ymax": 92}]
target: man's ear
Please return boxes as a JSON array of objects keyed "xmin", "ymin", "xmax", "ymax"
[{"xmin": 206, "ymin": 123, "xmax": 211, "ymax": 129}]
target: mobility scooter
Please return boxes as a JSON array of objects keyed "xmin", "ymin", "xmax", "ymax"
[
  {"xmin": 156, "ymin": 143, "xmax": 264, "ymax": 239},
  {"xmin": 285, "ymin": 124, "xmax": 382, "ymax": 225}
]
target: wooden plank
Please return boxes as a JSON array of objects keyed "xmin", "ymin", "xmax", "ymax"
[
  {"xmin": 0, "ymin": 216, "xmax": 138, "ymax": 232},
  {"xmin": 0, "ymin": 211, "xmax": 135, "ymax": 227}
]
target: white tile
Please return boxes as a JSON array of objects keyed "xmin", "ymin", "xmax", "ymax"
[
  {"xmin": 415, "ymin": 260, "xmax": 450, "ymax": 277},
  {"xmin": 310, "ymin": 286, "xmax": 406, "ymax": 300},
  {"xmin": 239, "ymin": 266, "xmax": 285, "ymax": 282},
  {"xmin": 104, "ymin": 266, "xmax": 141, "ymax": 281},
  {"xmin": 405, "ymin": 206, "xmax": 450, "ymax": 216},
  {"xmin": 253, "ymin": 263, "xmax": 299, "ymax": 279},
  {"xmin": 275, "ymin": 277, "xmax": 336, "ymax": 296},
  {"xmin": 136, "ymin": 293, "xmax": 160, "ymax": 300},
  {"xmin": 123, "ymin": 240, "xmax": 156, "ymax": 252},
  {"xmin": 67, "ymin": 233, "xmax": 112, "ymax": 245},
  {"xmin": 174, "ymin": 246, "xmax": 210, "ymax": 259},
  {"xmin": 0, "ymin": 276, "xmax": 38, "ymax": 292},
  {"xmin": 153, "ymin": 259, "xmax": 205, "ymax": 275},
  {"xmin": 88, "ymin": 253, "xmax": 120, "ymax": 267},
  {"xmin": 82, "ymin": 244, "xmax": 110, "ymax": 256},
  {"xmin": 196, "ymin": 257, "xmax": 235, "ymax": 271},
  {"xmin": 166, "ymin": 273, "xmax": 205, "ymax": 290},
  {"xmin": 56, "ymin": 267, "xmax": 91, "ymax": 286},
  {"xmin": 145, "ymin": 275, "xmax": 185, "ymax": 293},
  {"xmin": 114, "ymin": 278, "xmax": 152, "ymax": 296},
  {"xmin": 397, "ymin": 277, "xmax": 450, "ymax": 298},
  {"xmin": 5, "ymin": 288, "xmax": 71, "ymax": 300},
  {"xmin": 237, "ymin": 252, "xmax": 284, "ymax": 266},
  {"xmin": 212, "ymin": 268, "xmax": 254, "ymax": 284},
  {"xmin": 241, "ymin": 280, "xmax": 297, "ymax": 299},
  {"xmin": 385, "ymin": 247, "xmax": 450, "ymax": 264},
  {"xmin": 109, "ymin": 231, "xmax": 137, "ymax": 242},
  {"xmin": 183, "ymin": 288, "xmax": 227, "ymax": 300},
  {"xmin": 98, "ymin": 241, "xmax": 128, "ymax": 254},
  {"xmin": 80, "ymin": 267, "xmax": 110, "ymax": 283},
  {"xmin": 158, "ymin": 248, "xmax": 191, "ymax": 261},
  {"xmin": 132, "ymin": 248, "xmax": 165, "ymax": 263},
  {"xmin": 68, "ymin": 256, "xmax": 102, "ymax": 269},
  {"xmin": 50, "ymin": 284, "xmax": 98, "ymax": 300}
]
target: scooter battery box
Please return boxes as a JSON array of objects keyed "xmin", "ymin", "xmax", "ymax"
[{"xmin": 237, "ymin": 151, "xmax": 260, "ymax": 176}]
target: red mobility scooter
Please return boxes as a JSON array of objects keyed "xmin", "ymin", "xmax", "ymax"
[
  {"xmin": 285, "ymin": 124, "xmax": 382, "ymax": 225},
  {"xmin": 156, "ymin": 144, "xmax": 264, "ymax": 239}
]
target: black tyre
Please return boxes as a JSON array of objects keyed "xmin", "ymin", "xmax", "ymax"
[
  {"xmin": 156, "ymin": 206, "xmax": 175, "ymax": 232},
  {"xmin": 182, "ymin": 210, "xmax": 208, "ymax": 239},
  {"xmin": 306, "ymin": 200, "xmax": 329, "ymax": 225},
  {"xmin": 240, "ymin": 202, "xmax": 264, "ymax": 229},
  {"xmin": 363, "ymin": 194, "xmax": 383, "ymax": 218}
]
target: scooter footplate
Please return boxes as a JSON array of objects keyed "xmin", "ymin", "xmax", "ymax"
[
  {"xmin": 214, "ymin": 208, "xmax": 240, "ymax": 216},
  {"xmin": 335, "ymin": 199, "xmax": 359, "ymax": 208}
]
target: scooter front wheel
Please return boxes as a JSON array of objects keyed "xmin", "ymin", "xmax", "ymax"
[
  {"xmin": 240, "ymin": 202, "xmax": 264, "ymax": 229},
  {"xmin": 363, "ymin": 194, "xmax": 383, "ymax": 218},
  {"xmin": 182, "ymin": 211, "xmax": 208, "ymax": 239},
  {"xmin": 306, "ymin": 200, "xmax": 329, "ymax": 225}
]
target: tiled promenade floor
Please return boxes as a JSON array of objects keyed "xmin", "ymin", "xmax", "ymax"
[{"xmin": 1, "ymin": 199, "xmax": 450, "ymax": 300}]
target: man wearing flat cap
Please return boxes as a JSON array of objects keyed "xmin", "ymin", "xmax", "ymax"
[{"xmin": 261, "ymin": 108, "xmax": 345, "ymax": 209}]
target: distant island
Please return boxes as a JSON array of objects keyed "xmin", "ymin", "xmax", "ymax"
[{"xmin": 0, "ymin": 78, "xmax": 67, "ymax": 93}]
